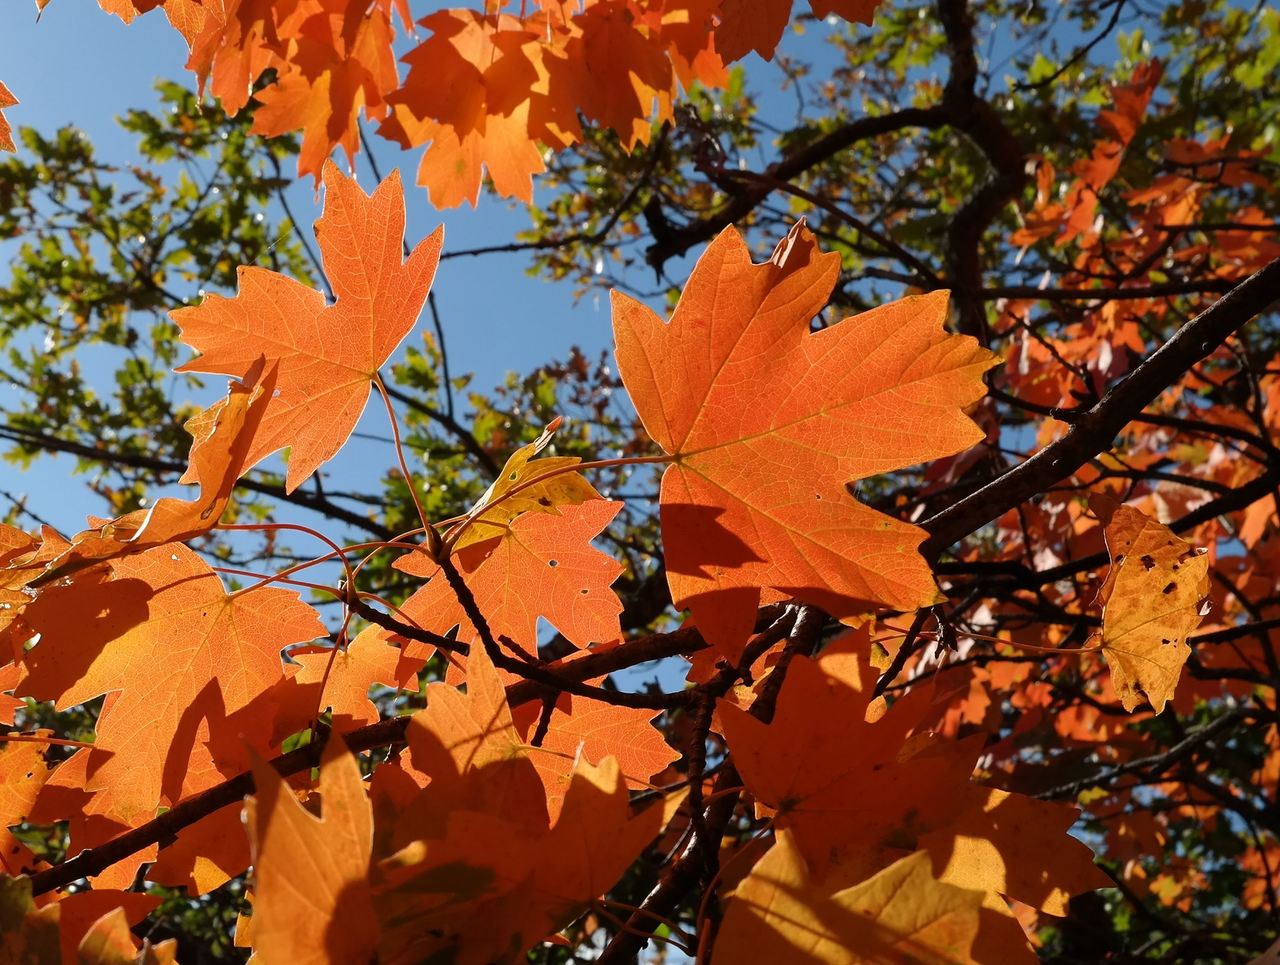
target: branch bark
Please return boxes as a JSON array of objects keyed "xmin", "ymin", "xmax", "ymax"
[
  {"xmin": 25, "ymin": 609, "xmax": 790, "ymax": 895},
  {"xmin": 644, "ymin": 107, "xmax": 948, "ymax": 271},
  {"xmin": 919, "ymin": 256, "xmax": 1280, "ymax": 558}
]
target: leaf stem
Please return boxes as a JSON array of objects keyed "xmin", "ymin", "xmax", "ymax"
[
  {"xmin": 220, "ymin": 521, "xmax": 357, "ymax": 598},
  {"xmin": 373, "ymin": 372, "xmax": 432, "ymax": 535}
]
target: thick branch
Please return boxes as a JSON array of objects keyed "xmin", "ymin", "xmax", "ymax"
[
  {"xmin": 644, "ymin": 108, "xmax": 948, "ymax": 271},
  {"xmin": 26, "ymin": 610, "xmax": 798, "ymax": 896},
  {"xmin": 937, "ymin": 0, "xmax": 1027, "ymax": 341},
  {"xmin": 920, "ymin": 256, "xmax": 1280, "ymax": 557}
]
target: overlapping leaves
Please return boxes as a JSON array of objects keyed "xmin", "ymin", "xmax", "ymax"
[
  {"xmin": 0, "ymin": 165, "xmax": 1121, "ymax": 962},
  {"xmin": 2, "ymin": 1, "xmax": 884, "ymax": 206}
]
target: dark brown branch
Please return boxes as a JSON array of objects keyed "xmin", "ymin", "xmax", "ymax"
[
  {"xmin": 0, "ymin": 425, "xmax": 394, "ymax": 540},
  {"xmin": 974, "ymin": 279, "xmax": 1238, "ymax": 300},
  {"xmin": 26, "ymin": 612, "xmax": 755, "ymax": 896},
  {"xmin": 860, "ymin": 268, "xmax": 1242, "ymax": 301},
  {"xmin": 937, "ymin": 0, "xmax": 1027, "ymax": 342},
  {"xmin": 920, "ymin": 256, "xmax": 1280, "ymax": 558},
  {"xmin": 644, "ymin": 108, "xmax": 948, "ymax": 271},
  {"xmin": 1036, "ymin": 709, "xmax": 1245, "ymax": 801},
  {"xmin": 708, "ymin": 169, "xmax": 940, "ymax": 286}
]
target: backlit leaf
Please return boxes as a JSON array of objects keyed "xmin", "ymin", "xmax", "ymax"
[
  {"xmin": 613, "ymin": 223, "xmax": 996, "ymax": 655},
  {"xmin": 247, "ymin": 738, "xmax": 379, "ymax": 965},
  {"xmin": 1095, "ymin": 504, "xmax": 1210, "ymax": 712},
  {"xmin": 172, "ymin": 163, "xmax": 442, "ymax": 491}
]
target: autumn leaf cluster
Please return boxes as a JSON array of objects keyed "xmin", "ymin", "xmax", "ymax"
[
  {"xmin": 0, "ymin": 152, "xmax": 1147, "ymax": 961},
  {"xmin": 1, "ymin": 0, "xmax": 1280, "ymax": 961}
]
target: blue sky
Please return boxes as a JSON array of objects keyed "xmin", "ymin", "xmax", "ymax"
[
  {"xmin": 0, "ymin": 3, "xmax": 863, "ymax": 693},
  {"xmin": 0, "ymin": 3, "xmax": 621, "ymax": 525}
]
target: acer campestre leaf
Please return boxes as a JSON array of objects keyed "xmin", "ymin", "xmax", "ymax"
[
  {"xmin": 1095, "ymin": 503, "xmax": 1210, "ymax": 713},
  {"xmin": 172, "ymin": 162, "xmax": 442, "ymax": 492},
  {"xmin": 613, "ymin": 223, "xmax": 996, "ymax": 655}
]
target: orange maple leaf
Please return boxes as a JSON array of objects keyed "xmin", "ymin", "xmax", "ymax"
[
  {"xmin": 0, "ymin": 735, "xmax": 53, "ymax": 880},
  {"xmin": 397, "ymin": 499, "xmax": 625, "ymax": 654},
  {"xmin": 368, "ymin": 644, "xmax": 680, "ymax": 963},
  {"xmin": 173, "ymin": 161, "xmax": 442, "ymax": 492},
  {"xmin": 512, "ymin": 693, "xmax": 679, "ymax": 820},
  {"xmin": 18, "ymin": 544, "xmax": 324, "ymax": 821},
  {"xmin": 147, "ymin": 803, "xmax": 250, "ymax": 897},
  {"xmin": 55, "ymin": 892, "xmax": 164, "ymax": 965},
  {"xmin": 399, "ymin": 643, "xmax": 549, "ymax": 837},
  {"xmin": 0, "ymin": 81, "xmax": 17, "ymax": 153},
  {"xmin": 0, "ymin": 876, "xmax": 167, "ymax": 965},
  {"xmin": 34, "ymin": 365, "xmax": 275, "ymax": 583},
  {"xmin": 613, "ymin": 223, "xmax": 996, "ymax": 654},
  {"xmin": 715, "ymin": 837, "xmax": 991, "ymax": 965},
  {"xmin": 273, "ymin": 625, "xmax": 417, "ymax": 737},
  {"xmin": 716, "ymin": 0, "xmax": 882, "ymax": 62},
  {"xmin": 380, "ymin": 9, "xmax": 556, "ymax": 208},
  {"xmin": 250, "ymin": 0, "xmax": 400, "ymax": 180},
  {"xmin": 375, "ymin": 755, "xmax": 668, "ymax": 964},
  {"xmin": 1093, "ymin": 502, "xmax": 1209, "ymax": 713},
  {"xmin": 0, "ymin": 523, "xmax": 41, "ymax": 652},
  {"xmin": 716, "ymin": 632, "xmax": 1109, "ymax": 917},
  {"xmin": 27, "ymin": 743, "xmax": 156, "ymax": 889},
  {"xmin": 0, "ymin": 664, "xmax": 24, "ymax": 728},
  {"xmin": 247, "ymin": 737, "xmax": 380, "ymax": 965},
  {"xmin": 451, "ymin": 417, "xmax": 602, "ymax": 552}
]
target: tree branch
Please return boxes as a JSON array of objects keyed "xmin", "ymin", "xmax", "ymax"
[
  {"xmin": 0, "ymin": 425, "xmax": 393, "ymax": 540},
  {"xmin": 25, "ymin": 606, "xmax": 790, "ymax": 896},
  {"xmin": 920, "ymin": 256, "xmax": 1280, "ymax": 557},
  {"xmin": 644, "ymin": 108, "xmax": 948, "ymax": 271}
]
